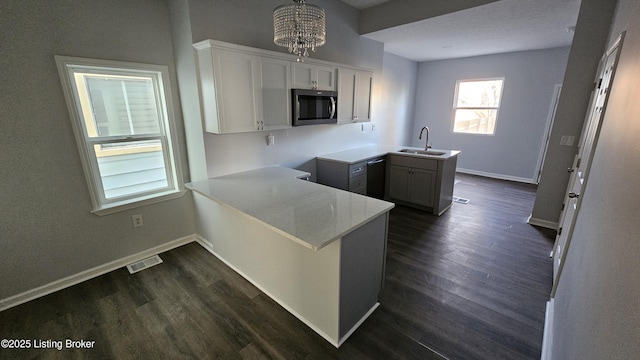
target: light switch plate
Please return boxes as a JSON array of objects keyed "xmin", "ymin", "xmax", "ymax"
[{"xmin": 560, "ymin": 135, "xmax": 575, "ymax": 146}]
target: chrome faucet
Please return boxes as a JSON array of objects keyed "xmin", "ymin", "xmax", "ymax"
[{"xmin": 419, "ymin": 126, "xmax": 431, "ymax": 150}]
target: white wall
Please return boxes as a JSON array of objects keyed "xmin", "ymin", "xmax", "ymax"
[
  {"xmin": 548, "ymin": 0, "xmax": 640, "ymax": 358},
  {"xmin": 0, "ymin": 0, "xmax": 195, "ymax": 301},
  {"xmin": 411, "ymin": 47, "xmax": 570, "ymax": 182}
]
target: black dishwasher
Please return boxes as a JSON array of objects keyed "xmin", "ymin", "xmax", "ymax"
[{"xmin": 366, "ymin": 157, "xmax": 386, "ymax": 199}]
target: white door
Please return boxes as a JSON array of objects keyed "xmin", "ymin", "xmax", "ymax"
[{"xmin": 551, "ymin": 33, "xmax": 625, "ymax": 297}]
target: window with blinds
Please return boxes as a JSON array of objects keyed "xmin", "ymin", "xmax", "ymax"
[{"xmin": 55, "ymin": 56, "xmax": 184, "ymax": 214}]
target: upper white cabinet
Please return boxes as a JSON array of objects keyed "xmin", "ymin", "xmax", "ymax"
[
  {"xmin": 337, "ymin": 68, "xmax": 373, "ymax": 124},
  {"xmin": 195, "ymin": 40, "xmax": 291, "ymax": 134},
  {"xmin": 259, "ymin": 57, "xmax": 292, "ymax": 131},
  {"xmin": 194, "ymin": 39, "xmax": 373, "ymax": 133},
  {"xmin": 291, "ymin": 63, "xmax": 337, "ymax": 91}
]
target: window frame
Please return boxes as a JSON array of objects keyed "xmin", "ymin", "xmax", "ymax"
[
  {"xmin": 451, "ymin": 77, "xmax": 505, "ymax": 136},
  {"xmin": 55, "ymin": 56, "xmax": 185, "ymax": 215}
]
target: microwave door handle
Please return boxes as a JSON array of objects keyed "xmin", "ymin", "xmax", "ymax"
[{"xmin": 329, "ymin": 97, "xmax": 336, "ymax": 119}]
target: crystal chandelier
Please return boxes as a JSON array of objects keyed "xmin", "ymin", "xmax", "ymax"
[{"xmin": 273, "ymin": 0, "xmax": 326, "ymax": 62}]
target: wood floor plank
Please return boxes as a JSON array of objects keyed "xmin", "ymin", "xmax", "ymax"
[{"xmin": 0, "ymin": 173, "xmax": 554, "ymax": 359}]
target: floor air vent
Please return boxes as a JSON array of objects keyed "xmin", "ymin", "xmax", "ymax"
[
  {"xmin": 126, "ymin": 255, "xmax": 163, "ymax": 274},
  {"xmin": 453, "ymin": 196, "xmax": 470, "ymax": 204}
]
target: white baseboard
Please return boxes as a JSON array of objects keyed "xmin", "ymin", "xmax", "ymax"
[
  {"xmin": 0, "ymin": 234, "xmax": 197, "ymax": 312},
  {"xmin": 456, "ymin": 168, "xmax": 537, "ymax": 184},
  {"xmin": 541, "ymin": 298, "xmax": 555, "ymax": 360},
  {"xmin": 527, "ymin": 215, "xmax": 559, "ymax": 230}
]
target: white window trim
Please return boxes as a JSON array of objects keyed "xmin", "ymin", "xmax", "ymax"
[
  {"xmin": 451, "ymin": 77, "xmax": 505, "ymax": 136},
  {"xmin": 55, "ymin": 56, "xmax": 185, "ymax": 215}
]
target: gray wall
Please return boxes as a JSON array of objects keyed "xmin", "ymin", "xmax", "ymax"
[
  {"xmin": 359, "ymin": 0, "xmax": 499, "ymax": 34},
  {"xmin": 531, "ymin": 0, "xmax": 618, "ymax": 225},
  {"xmin": 549, "ymin": 0, "xmax": 640, "ymax": 358},
  {"xmin": 176, "ymin": 0, "xmax": 406, "ymax": 179},
  {"xmin": 168, "ymin": 0, "xmax": 208, "ymax": 182},
  {"xmin": 0, "ymin": 0, "xmax": 195, "ymax": 300},
  {"xmin": 411, "ymin": 47, "xmax": 570, "ymax": 182}
]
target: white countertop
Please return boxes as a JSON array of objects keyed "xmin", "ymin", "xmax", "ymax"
[
  {"xmin": 186, "ymin": 166, "xmax": 395, "ymax": 251},
  {"xmin": 317, "ymin": 145, "xmax": 461, "ymax": 164}
]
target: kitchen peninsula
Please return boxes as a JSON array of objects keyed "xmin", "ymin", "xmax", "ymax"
[{"xmin": 187, "ymin": 166, "xmax": 394, "ymax": 347}]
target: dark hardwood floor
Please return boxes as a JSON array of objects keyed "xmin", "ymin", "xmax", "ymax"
[{"xmin": 0, "ymin": 173, "xmax": 555, "ymax": 360}]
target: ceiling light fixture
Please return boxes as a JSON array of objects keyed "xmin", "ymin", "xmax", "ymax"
[{"xmin": 273, "ymin": 0, "xmax": 326, "ymax": 62}]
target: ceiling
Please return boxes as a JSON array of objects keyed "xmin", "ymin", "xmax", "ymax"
[
  {"xmin": 339, "ymin": 0, "xmax": 581, "ymax": 62},
  {"xmin": 339, "ymin": 0, "xmax": 390, "ymax": 9}
]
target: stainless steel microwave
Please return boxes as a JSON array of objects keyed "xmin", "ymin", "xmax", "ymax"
[{"xmin": 292, "ymin": 89, "xmax": 338, "ymax": 126}]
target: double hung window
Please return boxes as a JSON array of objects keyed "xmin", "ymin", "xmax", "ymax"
[
  {"xmin": 56, "ymin": 56, "xmax": 183, "ymax": 214},
  {"xmin": 452, "ymin": 78, "xmax": 504, "ymax": 135}
]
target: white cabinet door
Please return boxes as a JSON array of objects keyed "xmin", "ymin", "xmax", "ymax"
[
  {"xmin": 355, "ymin": 71, "xmax": 373, "ymax": 122},
  {"xmin": 292, "ymin": 63, "xmax": 336, "ymax": 90},
  {"xmin": 259, "ymin": 57, "xmax": 291, "ymax": 131},
  {"xmin": 196, "ymin": 43, "xmax": 292, "ymax": 134},
  {"xmin": 337, "ymin": 68, "xmax": 373, "ymax": 124},
  {"xmin": 198, "ymin": 47, "xmax": 260, "ymax": 133},
  {"xmin": 316, "ymin": 66, "xmax": 337, "ymax": 91},
  {"xmin": 337, "ymin": 68, "xmax": 356, "ymax": 124}
]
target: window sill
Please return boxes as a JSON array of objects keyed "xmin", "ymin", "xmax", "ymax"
[{"xmin": 92, "ymin": 189, "xmax": 188, "ymax": 216}]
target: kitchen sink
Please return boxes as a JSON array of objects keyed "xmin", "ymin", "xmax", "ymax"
[{"xmin": 398, "ymin": 149, "xmax": 447, "ymax": 156}]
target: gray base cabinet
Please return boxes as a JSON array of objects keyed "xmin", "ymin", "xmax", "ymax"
[
  {"xmin": 386, "ymin": 154, "xmax": 458, "ymax": 215},
  {"xmin": 317, "ymin": 160, "xmax": 367, "ymax": 195},
  {"xmin": 388, "ymin": 165, "xmax": 436, "ymax": 207},
  {"xmin": 339, "ymin": 213, "xmax": 387, "ymax": 338}
]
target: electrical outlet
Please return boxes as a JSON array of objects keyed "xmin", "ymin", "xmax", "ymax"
[{"xmin": 132, "ymin": 214, "xmax": 143, "ymax": 228}]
